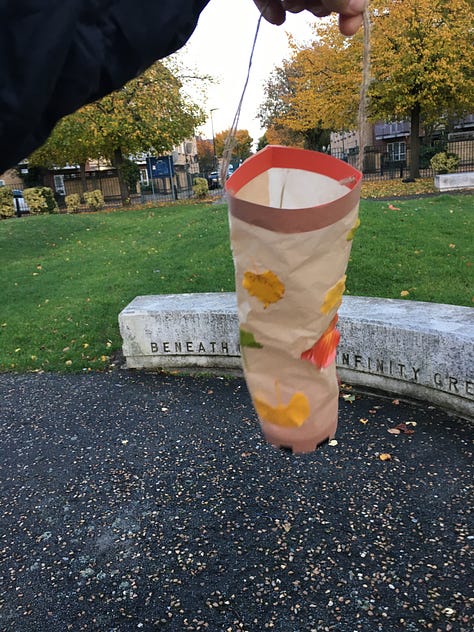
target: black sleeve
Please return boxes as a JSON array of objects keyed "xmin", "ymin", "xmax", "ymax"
[{"xmin": 0, "ymin": 0, "xmax": 210, "ymax": 173}]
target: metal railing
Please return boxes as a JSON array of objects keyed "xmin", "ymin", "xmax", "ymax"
[{"xmin": 331, "ymin": 138, "xmax": 474, "ymax": 181}]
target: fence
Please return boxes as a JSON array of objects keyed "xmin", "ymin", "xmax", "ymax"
[
  {"xmin": 5, "ymin": 137, "xmax": 473, "ymax": 209},
  {"xmin": 331, "ymin": 138, "xmax": 474, "ymax": 181},
  {"xmin": 55, "ymin": 170, "xmax": 203, "ymax": 208}
]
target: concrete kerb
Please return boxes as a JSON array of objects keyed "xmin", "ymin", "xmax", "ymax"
[
  {"xmin": 434, "ymin": 172, "xmax": 474, "ymax": 192},
  {"xmin": 118, "ymin": 293, "xmax": 474, "ymax": 420}
]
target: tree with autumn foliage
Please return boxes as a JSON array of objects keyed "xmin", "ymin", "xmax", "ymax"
[
  {"xmin": 29, "ymin": 61, "xmax": 205, "ymax": 202},
  {"xmin": 370, "ymin": 0, "xmax": 473, "ymax": 178},
  {"xmin": 28, "ymin": 108, "xmax": 99, "ymax": 193},
  {"xmin": 259, "ymin": 26, "xmax": 360, "ymax": 148},
  {"xmin": 214, "ymin": 129, "xmax": 253, "ymax": 165},
  {"xmin": 259, "ymin": 0, "xmax": 473, "ymax": 178},
  {"xmin": 196, "ymin": 137, "xmax": 215, "ymax": 174}
]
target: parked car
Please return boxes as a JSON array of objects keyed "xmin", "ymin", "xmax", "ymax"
[
  {"xmin": 207, "ymin": 165, "xmax": 234, "ymax": 190},
  {"xmin": 12, "ymin": 189, "xmax": 29, "ymax": 215},
  {"xmin": 207, "ymin": 171, "xmax": 220, "ymax": 190}
]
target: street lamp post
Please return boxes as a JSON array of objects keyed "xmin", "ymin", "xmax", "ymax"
[{"xmin": 210, "ymin": 108, "xmax": 218, "ymax": 172}]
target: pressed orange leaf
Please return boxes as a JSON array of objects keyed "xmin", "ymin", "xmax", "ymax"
[{"xmin": 301, "ymin": 314, "xmax": 340, "ymax": 369}]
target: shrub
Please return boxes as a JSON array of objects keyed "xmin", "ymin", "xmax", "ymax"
[
  {"xmin": 83, "ymin": 189, "xmax": 104, "ymax": 210},
  {"xmin": 65, "ymin": 193, "xmax": 81, "ymax": 213},
  {"xmin": 41, "ymin": 187, "xmax": 59, "ymax": 213},
  {"xmin": 23, "ymin": 187, "xmax": 48, "ymax": 213},
  {"xmin": 23, "ymin": 187, "xmax": 58, "ymax": 214},
  {"xmin": 118, "ymin": 158, "xmax": 141, "ymax": 193},
  {"xmin": 192, "ymin": 177, "xmax": 209, "ymax": 199},
  {"xmin": 0, "ymin": 187, "xmax": 14, "ymax": 219},
  {"xmin": 430, "ymin": 151, "xmax": 460, "ymax": 175}
]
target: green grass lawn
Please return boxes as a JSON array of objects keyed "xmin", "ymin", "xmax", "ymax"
[{"xmin": 0, "ymin": 194, "xmax": 472, "ymax": 373}]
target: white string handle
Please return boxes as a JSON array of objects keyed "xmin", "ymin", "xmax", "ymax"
[
  {"xmin": 221, "ymin": 3, "xmax": 371, "ymax": 181},
  {"xmin": 219, "ymin": 5, "xmax": 268, "ymax": 185}
]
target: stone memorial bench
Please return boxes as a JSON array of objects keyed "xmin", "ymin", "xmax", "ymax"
[
  {"xmin": 119, "ymin": 293, "xmax": 474, "ymax": 419},
  {"xmin": 434, "ymin": 172, "xmax": 474, "ymax": 192}
]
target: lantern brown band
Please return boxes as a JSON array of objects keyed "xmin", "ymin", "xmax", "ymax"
[
  {"xmin": 227, "ymin": 181, "xmax": 361, "ymax": 234},
  {"xmin": 226, "ymin": 146, "xmax": 362, "ymax": 234}
]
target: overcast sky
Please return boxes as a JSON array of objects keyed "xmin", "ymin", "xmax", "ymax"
[{"xmin": 179, "ymin": 0, "xmax": 315, "ymax": 146}]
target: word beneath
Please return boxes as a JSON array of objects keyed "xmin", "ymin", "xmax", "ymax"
[{"xmin": 150, "ymin": 340, "xmax": 239, "ymax": 356}]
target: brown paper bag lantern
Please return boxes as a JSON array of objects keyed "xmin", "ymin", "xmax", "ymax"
[{"xmin": 225, "ymin": 146, "xmax": 362, "ymax": 454}]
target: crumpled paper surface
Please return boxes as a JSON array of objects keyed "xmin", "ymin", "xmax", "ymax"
[{"xmin": 226, "ymin": 146, "xmax": 362, "ymax": 453}]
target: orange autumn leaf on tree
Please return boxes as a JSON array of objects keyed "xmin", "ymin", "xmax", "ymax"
[
  {"xmin": 242, "ymin": 270, "xmax": 285, "ymax": 309},
  {"xmin": 254, "ymin": 387, "xmax": 310, "ymax": 429},
  {"xmin": 301, "ymin": 314, "xmax": 340, "ymax": 369}
]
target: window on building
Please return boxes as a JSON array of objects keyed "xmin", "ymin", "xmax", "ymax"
[
  {"xmin": 139, "ymin": 168, "xmax": 149, "ymax": 185},
  {"xmin": 387, "ymin": 141, "xmax": 406, "ymax": 162}
]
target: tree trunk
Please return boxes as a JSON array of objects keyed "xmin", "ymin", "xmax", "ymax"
[
  {"xmin": 357, "ymin": 9, "xmax": 372, "ymax": 173},
  {"xmin": 79, "ymin": 163, "xmax": 87, "ymax": 194},
  {"xmin": 113, "ymin": 148, "xmax": 131, "ymax": 204},
  {"xmin": 409, "ymin": 103, "xmax": 421, "ymax": 179}
]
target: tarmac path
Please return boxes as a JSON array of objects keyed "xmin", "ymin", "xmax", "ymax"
[{"xmin": 0, "ymin": 371, "xmax": 472, "ymax": 631}]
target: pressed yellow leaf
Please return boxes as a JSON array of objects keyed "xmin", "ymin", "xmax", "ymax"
[
  {"xmin": 242, "ymin": 270, "xmax": 285, "ymax": 309},
  {"xmin": 346, "ymin": 217, "xmax": 361, "ymax": 241},
  {"xmin": 255, "ymin": 391, "xmax": 310, "ymax": 428},
  {"xmin": 321, "ymin": 276, "xmax": 346, "ymax": 315}
]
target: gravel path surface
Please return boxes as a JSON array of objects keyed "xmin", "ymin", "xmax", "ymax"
[{"xmin": 0, "ymin": 371, "xmax": 472, "ymax": 632}]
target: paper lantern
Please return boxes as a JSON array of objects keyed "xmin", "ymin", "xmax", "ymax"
[{"xmin": 225, "ymin": 146, "xmax": 362, "ymax": 453}]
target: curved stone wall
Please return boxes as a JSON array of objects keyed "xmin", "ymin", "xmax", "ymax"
[{"xmin": 119, "ymin": 293, "xmax": 473, "ymax": 419}]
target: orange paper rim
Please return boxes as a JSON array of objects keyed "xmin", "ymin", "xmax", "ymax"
[{"xmin": 225, "ymin": 145, "xmax": 362, "ymax": 233}]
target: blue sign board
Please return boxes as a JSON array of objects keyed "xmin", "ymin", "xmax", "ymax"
[{"xmin": 146, "ymin": 156, "xmax": 174, "ymax": 179}]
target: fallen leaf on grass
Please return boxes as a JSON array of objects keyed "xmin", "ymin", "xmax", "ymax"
[{"xmin": 400, "ymin": 290, "xmax": 409, "ymax": 297}]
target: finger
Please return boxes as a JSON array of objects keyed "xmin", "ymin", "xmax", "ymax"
[
  {"xmin": 321, "ymin": 0, "xmax": 366, "ymax": 17},
  {"xmin": 339, "ymin": 12, "xmax": 364, "ymax": 36},
  {"xmin": 283, "ymin": 1, "xmax": 331, "ymax": 18},
  {"xmin": 253, "ymin": 0, "xmax": 286, "ymax": 25}
]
